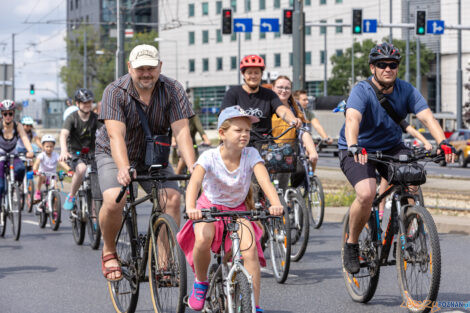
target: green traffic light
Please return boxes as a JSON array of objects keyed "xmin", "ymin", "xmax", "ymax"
[
  {"xmin": 29, "ymin": 90, "xmax": 34, "ymax": 95},
  {"xmin": 418, "ymin": 27, "xmax": 424, "ymax": 34},
  {"xmin": 354, "ymin": 26, "xmax": 361, "ymax": 33}
]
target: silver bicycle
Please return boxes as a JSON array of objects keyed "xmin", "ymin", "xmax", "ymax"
[{"xmin": 0, "ymin": 153, "xmax": 23, "ymax": 240}]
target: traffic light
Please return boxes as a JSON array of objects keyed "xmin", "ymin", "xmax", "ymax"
[
  {"xmin": 222, "ymin": 9, "xmax": 232, "ymax": 34},
  {"xmin": 416, "ymin": 10, "xmax": 426, "ymax": 35},
  {"xmin": 29, "ymin": 84, "xmax": 35, "ymax": 95},
  {"xmin": 352, "ymin": 9, "xmax": 362, "ymax": 34},
  {"xmin": 283, "ymin": 9, "xmax": 293, "ymax": 34}
]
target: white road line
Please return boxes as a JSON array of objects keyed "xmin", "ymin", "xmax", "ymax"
[{"xmin": 23, "ymin": 220, "xmax": 39, "ymax": 226}]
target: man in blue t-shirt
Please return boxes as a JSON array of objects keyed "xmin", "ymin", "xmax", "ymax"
[{"xmin": 339, "ymin": 43, "xmax": 456, "ymax": 275}]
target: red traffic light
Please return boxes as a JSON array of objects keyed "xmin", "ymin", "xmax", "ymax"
[
  {"xmin": 285, "ymin": 11, "xmax": 292, "ymax": 18},
  {"xmin": 224, "ymin": 10, "xmax": 231, "ymax": 17}
]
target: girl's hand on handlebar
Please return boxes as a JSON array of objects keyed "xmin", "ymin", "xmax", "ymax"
[
  {"xmin": 268, "ymin": 205, "xmax": 284, "ymax": 216},
  {"xmin": 186, "ymin": 207, "xmax": 202, "ymax": 220},
  {"xmin": 291, "ymin": 118, "xmax": 302, "ymax": 129}
]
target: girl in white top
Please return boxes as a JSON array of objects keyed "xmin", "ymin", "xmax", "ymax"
[{"xmin": 177, "ymin": 106, "xmax": 283, "ymax": 312}]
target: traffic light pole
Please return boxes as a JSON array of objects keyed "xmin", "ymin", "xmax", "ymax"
[
  {"xmin": 83, "ymin": 27, "xmax": 87, "ymax": 89},
  {"xmin": 116, "ymin": 0, "xmax": 125, "ymax": 79},
  {"xmin": 416, "ymin": 37, "xmax": 421, "ymax": 91},
  {"xmin": 292, "ymin": 0, "xmax": 305, "ymax": 91},
  {"xmin": 457, "ymin": 0, "xmax": 463, "ymax": 129},
  {"xmin": 11, "ymin": 33, "xmax": 15, "ymax": 101}
]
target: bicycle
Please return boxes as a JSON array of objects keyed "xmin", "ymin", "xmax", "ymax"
[
  {"xmin": 341, "ymin": 149, "xmax": 442, "ymax": 313},
  {"xmin": 183, "ymin": 207, "xmax": 276, "ymax": 313},
  {"xmin": 69, "ymin": 148, "xmax": 102, "ymax": 249},
  {"xmin": 108, "ymin": 166, "xmax": 189, "ymax": 313},
  {"xmin": 0, "ymin": 153, "xmax": 24, "ymax": 240},
  {"xmin": 34, "ymin": 171, "xmax": 65, "ymax": 230},
  {"xmin": 19, "ymin": 153, "xmax": 35, "ymax": 213}
]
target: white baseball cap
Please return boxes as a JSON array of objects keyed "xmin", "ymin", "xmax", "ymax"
[{"xmin": 129, "ymin": 44, "xmax": 160, "ymax": 68}]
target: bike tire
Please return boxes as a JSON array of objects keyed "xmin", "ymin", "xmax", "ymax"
[
  {"xmin": 50, "ymin": 191, "xmax": 61, "ymax": 231},
  {"xmin": 86, "ymin": 190, "xmax": 102, "ymax": 249},
  {"xmin": 71, "ymin": 195, "xmax": 86, "ymax": 245},
  {"xmin": 289, "ymin": 188, "xmax": 310, "ymax": 262},
  {"xmin": 396, "ymin": 205, "xmax": 441, "ymax": 313},
  {"xmin": 0, "ymin": 198, "xmax": 7, "ymax": 237},
  {"xmin": 26, "ymin": 180, "xmax": 34, "ymax": 213},
  {"xmin": 9, "ymin": 184, "xmax": 22, "ymax": 241},
  {"xmin": 108, "ymin": 214, "xmax": 139, "ymax": 313},
  {"xmin": 148, "ymin": 213, "xmax": 187, "ymax": 313},
  {"xmin": 205, "ymin": 264, "xmax": 225, "ymax": 312},
  {"xmin": 232, "ymin": 271, "xmax": 254, "ymax": 313},
  {"xmin": 39, "ymin": 205, "xmax": 47, "ymax": 228},
  {"xmin": 308, "ymin": 176, "xmax": 325, "ymax": 229},
  {"xmin": 268, "ymin": 196, "xmax": 291, "ymax": 284},
  {"xmin": 341, "ymin": 211, "xmax": 380, "ymax": 303}
]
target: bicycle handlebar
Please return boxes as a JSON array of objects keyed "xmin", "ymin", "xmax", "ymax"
[
  {"xmin": 366, "ymin": 148, "xmax": 444, "ymax": 164},
  {"xmin": 250, "ymin": 125, "xmax": 297, "ymax": 142},
  {"xmin": 183, "ymin": 207, "xmax": 280, "ymax": 223}
]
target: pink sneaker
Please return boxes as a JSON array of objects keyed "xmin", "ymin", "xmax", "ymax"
[
  {"xmin": 188, "ymin": 281, "xmax": 209, "ymax": 311},
  {"xmin": 34, "ymin": 191, "xmax": 41, "ymax": 202}
]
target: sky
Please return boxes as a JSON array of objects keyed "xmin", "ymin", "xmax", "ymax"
[{"xmin": 0, "ymin": 0, "xmax": 67, "ymax": 105}]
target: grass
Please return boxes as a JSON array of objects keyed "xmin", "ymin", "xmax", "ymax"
[{"xmin": 324, "ymin": 185, "xmax": 356, "ymax": 207}]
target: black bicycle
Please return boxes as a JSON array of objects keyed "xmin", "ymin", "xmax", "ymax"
[
  {"xmin": 341, "ymin": 149, "xmax": 442, "ymax": 313},
  {"xmin": 108, "ymin": 166, "xmax": 189, "ymax": 313}
]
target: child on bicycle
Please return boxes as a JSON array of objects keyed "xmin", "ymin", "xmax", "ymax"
[
  {"xmin": 177, "ymin": 106, "xmax": 284, "ymax": 312},
  {"xmin": 33, "ymin": 135, "xmax": 72, "ymax": 202}
]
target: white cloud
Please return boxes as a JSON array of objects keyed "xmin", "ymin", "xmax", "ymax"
[{"xmin": 14, "ymin": 0, "xmax": 64, "ymax": 18}]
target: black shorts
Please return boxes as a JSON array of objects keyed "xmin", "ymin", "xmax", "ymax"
[
  {"xmin": 68, "ymin": 156, "xmax": 86, "ymax": 171},
  {"xmin": 339, "ymin": 143, "xmax": 412, "ymax": 187}
]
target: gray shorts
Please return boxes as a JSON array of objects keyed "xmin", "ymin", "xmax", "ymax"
[{"xmin": 96, "ymin": 152, "xmax": 179, "ymax": 194}]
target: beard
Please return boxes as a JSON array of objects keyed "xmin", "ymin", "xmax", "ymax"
[{"xmin": 136, "ymin": 77, "xmax": 156, "ymax": 90}]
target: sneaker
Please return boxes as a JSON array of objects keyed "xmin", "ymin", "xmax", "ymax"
[
  {"xmin": 34, "ymin": 191, "xmax": 41, "ymax": 202},
  {"xmin": 188, "ymin": 281, "xmax": 209, "ymax": 311},
  {"xmin": 343, "ymin": 242, "xmax": 360, "ymax": 274},
  {"xmin": 63, "ymin": 194, "xmax": 75, "ymax": 211},
  {"xmin": 256, "ymin": 306, "xmax": 264, "ymax": 312}
]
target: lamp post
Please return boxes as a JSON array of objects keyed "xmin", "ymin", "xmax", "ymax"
[{"xmin": 154, "ymin": 37, "xmax": 179, "ymax": 81}]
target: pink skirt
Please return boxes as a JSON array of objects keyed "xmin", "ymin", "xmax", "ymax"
[{"xmin": 177, "ymin": 193, "xmax": 266, "ymax": 273}]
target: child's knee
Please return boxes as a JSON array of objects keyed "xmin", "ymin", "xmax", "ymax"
[{"xmin": 194, "ymin": 224, "xmax": 214, "ymax": 249}]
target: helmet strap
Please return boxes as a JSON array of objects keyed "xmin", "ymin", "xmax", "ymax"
[{"xmin": 373, "ymin": 72, "xmax": 394, "ymax": 92}]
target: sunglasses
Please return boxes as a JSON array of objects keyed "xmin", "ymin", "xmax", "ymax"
[
  {"xmin": 375, "ymin": 62, "xmax": 399, "ymax": 70},
  {"xmin": 2, "ymin": 112, "xmax": 14, "ymax": 117}
]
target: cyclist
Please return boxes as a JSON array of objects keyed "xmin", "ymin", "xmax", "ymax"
[
  {"xmin": 271, "ymin": 76, "xmax": 318, "ymax": 190},
  {"xmin": 0, "ymin": 100, "xmax": 34, "ymax": 205},
  {"xmin": 338, "ymin": 42, "xmax": 456, "ymax": 274},
  {"xmin": 178, "ymin": 106, "xmax": 283, "ymax": 312},
  {"xmin": 59, "ymin": 88, "xmax": 100, "ymax": 211},
  {"xmin": 220, "ymin": 55, "xmax": 302, "ymax": 140},
  {"xmin": 63, "ymin": 97, "xmax": 78, "ymax": 121},
  {"xmin": 17, "ymin": 116, "xmax": 42, "ymax": 153},
  {"xmin": 96, "ymin": 44, "xmax": 195, "ymax": 281},
  {"xmin": 293, "ymin": 89, "xmax": 333, "ymax": 145}
]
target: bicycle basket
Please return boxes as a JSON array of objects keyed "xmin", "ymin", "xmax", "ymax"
[
  {"xmin": 388, "ymin": 163, "xmax": 426, "ymax": 186},
  {"xmin": 255, "ymin": 141, "xmax": 297, "ymax": 174}
]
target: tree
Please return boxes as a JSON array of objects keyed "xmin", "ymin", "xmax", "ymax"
[
  {"xmin": 60, "ymin": 27, "xmax": 159, "ymax": 101},
  {"xmin": 324, "ymin": 38, "xmax": 435, "ymax": 96}
]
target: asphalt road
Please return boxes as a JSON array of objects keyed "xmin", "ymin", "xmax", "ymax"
[{"xmin": 1, "ymin": 203, "xmax": 469, "ymax": 313}]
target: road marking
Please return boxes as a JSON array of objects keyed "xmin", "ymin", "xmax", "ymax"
[
  {"xmin": 23, "ymin": 220, "xmax": 39, "ymax": 226},
  {"xmin": 260, "ymin": 267, "xmax": 298, "ymax": 278}
]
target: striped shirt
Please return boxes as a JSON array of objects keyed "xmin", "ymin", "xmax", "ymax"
[{"xmin": 95, "ymin": 73, "xmax": 194, "ymax": 165}]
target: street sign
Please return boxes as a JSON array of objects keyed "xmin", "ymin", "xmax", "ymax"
[
  {"xmin": 233, "ymin": 18, "xmax": 253, "ymax": 32},
  {"xmin": 22, "ymin": 100, "xmax": 29, "ymax": 108},
  {"xmin": 125, "ymin": 28, "xmax": 134, "ymax": 38},
  {"xmin": 260, "ymin": 18, "xmax": 279, "ymax": 32},
  {"xmin": 363, "ymin": 19, "xmax": 377, "ymax": 33},
  {"xmin": 427, "ymin": 20, "xmax": 445, "ymax": 35}
]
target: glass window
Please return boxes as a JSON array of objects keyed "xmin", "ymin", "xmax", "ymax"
[
  {"xmin": 306, "ymin": 52, "xmax": 312, "ymax": 65},
  {"xmin": 231, "ymin": 32, "xmax": 237, "ymax": 41},
  {"xmin": 202, "ymin": 2, "xmax": 209, "ymax": 15},
  {"xmin": 335, "ymin": 19, "xmax": 343, "ymax": 33},
  {"xmin": 289, "ymin": 0, "xmax": 293, "ymax": 7},
  {"xmin": 216, "ymin": 57, "xmax": 223, "ymax": 70},
  {"xmin": 305, "ymin": 26, "xmax": 311, "ymax": 35},
  {"xmin": 188, "ymin": 3, "xmax": 195, "ymax": 17},
  {"xmin": 336, "ymin": 49, "xmax": 343, "ymax": 57},
  {"xmin": 231, "ymin": 56, "xmax": 237, "ymax": 69},
  {"xmin": 320, "ymin": 20, "xmax": 326, "ymax": 35},
  {"xmin": 274, "ymin": 53, "xmax": 281, "ymax": 67},
  {"xmin": 320, "ymin": 0, "xmax": 326, "ymax": 4},
  {"xmin": 216, "ymin": 29, "xmax": 222, "ymax": 42},
  {"xmin": 245, "ymin": 0, "xmax": 251, "ymax": 12},
  {"xmin": 289, "ymin": 52, "xmax": 293, "ymax": 66},
  {"xmin": 216, "ymin": 1, "xmax": 222, "ymax": 14},
  {"xmin": 245, "ymin": 32, "xmax": 251, "ymax": 40},
  {"xmin": 260, "ymin": 54, "xmax": 266, "ymax": 63},
  {"xmin": 275, "ymin": 32, "xmax": 280, "ymax": 38},
  {"xmin": 202, "ymin": 30, "xmax": 209, "ymax": 43},
  {"xmin": 260, "ymin": 32, "xmax": 266, "ymax": 39},
  {"xmin": 231, "ymin": 0, "xmax": 237, "ymax": 12},
  {"xmin": 274, "ymin": 0, "xmax": 280, "ymax": 9},
  {"xmin": 305, "ymin": 0, "xmax": 311, "ymax": 5},
  {"xmin": 189, "ymin": 59, "xmax": 195, "ymax": 72},
  {"xmin": 259, "ymin": 0, "xmax": 266, "ymax": 10},
  {"xmin": 203, "ymin": 58, "xmax": 209, "ymax": 71},
  {"xmin": 320, "ymin": 50, "xmax": 325, "ymax": 64},
  {"xmin": 189, "ymin": 31, "xmax": 195, "ymax": 45},
  {"xmin": 336, "ymin": 0, "xmax": 343, "ymax": 3},
  {"xmin": 70, "ymin": 0, "xmax": 73, "ymax": 10}
]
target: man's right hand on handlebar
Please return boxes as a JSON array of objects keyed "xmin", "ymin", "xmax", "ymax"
[
  {"xmin": 117, "ymin": 166, "xmax": 134, "ymax": 186},
  {"xmin": 438, "ymin": 140, "xmax": 456, "ymax": 163},
  {"xmin": 59, "ymin": 150, "xmax": 71, "ymax": 162},
  {"xmin": 268, "ymin": 204, "xmax": 283, "ymax": 216},
  {"xmin": 186, "ymin": 207, "xmax": 203, "ymax": 220},
  {"xmin": 348, "ymin": 144, "xmax": 368, "ymax": 165}
]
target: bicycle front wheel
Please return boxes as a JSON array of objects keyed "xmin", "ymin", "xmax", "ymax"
[
  {"xmin": 268, "ymin": 197, "xmax": 291, "ymax": 284},
  {"xmin": 49, "ymin": 191, "xmax": 61, "ymax": 231},
  {"xmin": 308, "ymin": 176, "xmax": 325, "ymax": 229},
  {"xmin": 9, "ymin": 184, "xmax": 22, "ymax": 240},
  {"xmin": 396, "ymin": 205, "xmax": 441, "ymax": 313},
  {"xmin": 287, "ymin": 188, "xmax": 310, "ymax": 262},
  {"xmin": 86, "ymin": 191, "xmax": 102, "ymax": 249},
  {"xmin": 232, "ymin": 271, "xmax": 254, "ymax": 313},
  {"xmin": 0, "ymin": 198, "xmax": 7, "ymax": 237},
  {"xmin": 71, "ymin": 195, "xmax": 86, "ymax": 245},
  {"xmin": 148, "ymin": 213, "xmax": 187, "ymax": 313},
  {"xmin": 205, "ymin": 264, "xmax": 225, "ymax": 312},
  {"xmin": 26, "ymin": 180, "xmax": 35, "ymax": 213},
  {"xmin": 108, "ymin": 214, "xmax": 139, "ymax": 313}
]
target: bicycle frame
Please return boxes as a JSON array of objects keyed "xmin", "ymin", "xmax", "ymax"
[
  {"xmin": 38, "ymin": 172, "xmax": 60, "ymax": 214},
  {"xmin": 0, "ymin": 154, "xmax": 19, "ymax": 211}
]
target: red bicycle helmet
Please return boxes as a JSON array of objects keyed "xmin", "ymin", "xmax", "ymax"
[{"xmin": 240, "ymin": 55, "xmax": 265, "ymax": 72}]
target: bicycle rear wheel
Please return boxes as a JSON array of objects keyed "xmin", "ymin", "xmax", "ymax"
[
  {"xmin": 308, "ymin": 176, "xmax": 325, "ymax": 229},
  {"xmin": 86, "ymin": 190, "xmax": 102, "ymax": 249},
  {"xmin": 71, "ymin": 195, "xmax": 86, "ymax": 245},
  {"xmin": 396, "ymin": 205, "xmax": 441, "ymax": 313},
  {"xmin": 287, "ymin": 188, "xmax": 310, "ymax": 262},
  {"xmin": 268, "ymin": 197, "xmax": 291, "ymax": 284},
  {"xmin": 232, "ymin": 271, "xmax": 254, "ymax": 313},
  {"xmin": 9, "ymin": 184, "xmax": 22, "ymax": 241},
  {"xmin": 49, "ymin": 191, "xmax": 61, "ymax": 231},
  {"xmin": 39, "ymin": 203, "xmax": 47, "ymax": 228},
  {"xmin": 108, "ymin": 214, "xmax": 139, "ymax": 313},
  {"xmin": 341, "ymin": 211, "xmax": 380, "ymax": 303},
  {"xmin": 148, "ymin": 213, "xmax": 187, "ymax": 313}
]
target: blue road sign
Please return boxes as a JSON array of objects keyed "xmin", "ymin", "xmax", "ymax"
[
  {"xmin": 363, "ymin": 19, "xmax": 377, "ymax": 33},
  {"xmin": 233, "ymin": 18, "xmax": 253, "ymax": 32},
  {"xmin": 22, "ymin": 100, "xmax": 29, "ymax": 108},
  {"xmin": 427, "ymin": 20, "xmax": 445, "ymax": 34},
  {"xmin": 260, "ymin": 18, "xmax": 279, "ymax": 32}
]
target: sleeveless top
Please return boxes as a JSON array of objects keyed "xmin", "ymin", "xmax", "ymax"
[{"xmin": 0, "ymin": 122, "xmax": 19, "ymax": 153}]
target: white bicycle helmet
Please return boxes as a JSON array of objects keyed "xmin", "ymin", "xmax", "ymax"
[
  {"xmin": 0, "ymin": 99, "xmax": 16, "ymax": 111},
  {"xmin": 41, "ymin": 134, "xmax": 56, "ymax": 144},
  {"xmin": 21, "ymin": 116, "xmax": 34, "ymax": 125}
]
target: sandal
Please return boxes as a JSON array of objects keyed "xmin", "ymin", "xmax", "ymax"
[{"xmin": 101, "ymin": 252, "xmax": 123, "ymax": 282}]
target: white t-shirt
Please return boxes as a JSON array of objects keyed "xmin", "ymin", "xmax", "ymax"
[
  {"xmin": 196, "ymin": 146, "xmax": 264, "ymax": 208},
  {"xmin": 38, "ymin": 151, "xmax": 59, "ymax": 174}
]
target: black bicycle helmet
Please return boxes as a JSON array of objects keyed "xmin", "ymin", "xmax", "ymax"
[
  {"xmin": 369, "ymin": 42, "xmax": 401, "ymax": 64},
  {"xmin": 74, "ymin": 88, "xmax": 94, "ymax": 103}
]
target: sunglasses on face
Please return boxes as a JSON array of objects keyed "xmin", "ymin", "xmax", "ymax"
[
  {"xmin": 2, "ymin": 112, "xmax": 14, "ymax": 117},
  {"xmin": 375, "ymin": 62, "xmax": 399, "ymax": 70}
]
